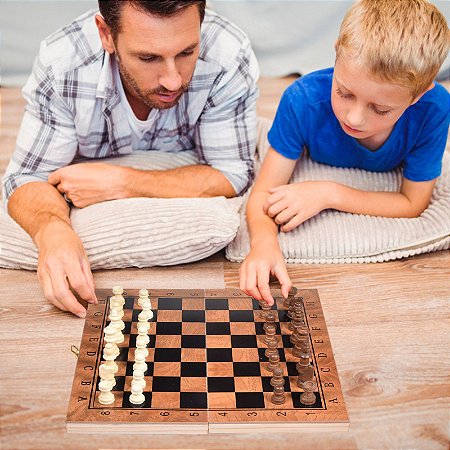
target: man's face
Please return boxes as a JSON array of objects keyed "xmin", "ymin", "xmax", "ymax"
[{"xmin": 110, "ymin": 3, "xmax": 201, "ymax": 110}]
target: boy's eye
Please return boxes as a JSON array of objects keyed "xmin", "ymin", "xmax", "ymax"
[
  {"xmin": 336, "ymin": 88, "xmax": 352, "ymax": 99},
  {"xmin": 373, "ymin": 107, "xmax": 391, "ymax": 116}
]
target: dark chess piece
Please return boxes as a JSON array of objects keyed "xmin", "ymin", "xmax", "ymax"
[
  {"xmin": 296, "ymin": 365, "xmax": 315, "ymax": 385},
  {"xmin": 263, "ymin": 312, "xmax": 276, "ymax": 332},
  {"xmin": 270, "ymin": 366, "xmax": 286, "ymax": 405},
  {"xmin": 292, "ymin": 333, "xmax": 310, "ymax": 357},
  {"xmin": 259, "ymin": 298, "xmax": 272, "ymax": 319},
  {"xmin": 289, "ymin": 306, "xmax": 305, "ymax": 331},
  {"xmin": 290, "ymin": 324, "xmax": 308, "ymax": 345},
  {"xmin": 300, "ymin": 380, "xmax": 317, "ymax": 406},
  {"xmin": 265, "ymin": 335, "xmax": 279, "ymax": 358},
  {"xmin": 263, "ymin": 322, "xmax": 277, "ymax": 346},
  {"xmin": 283, "ymin": 286, "xmax": 298, "ymax": 308},
  {"xmin": 267, "ymin": 351, "xmax": 281, "ymax": 372}
]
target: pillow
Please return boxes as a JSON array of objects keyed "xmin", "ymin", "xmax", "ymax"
[
  {"xmin": 0, "ymin": 151, "xmax": 242, "ymax": 270},
  {"xmin": 226, "ymin": 117, "xmax": 450, "ymax": 263}
]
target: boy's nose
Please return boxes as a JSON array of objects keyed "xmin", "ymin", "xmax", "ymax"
[{"xmin": 346, "ymin": 106, "xmax": 365, "ymax": 129}]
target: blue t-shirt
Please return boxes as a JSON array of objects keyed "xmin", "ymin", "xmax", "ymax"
[{"xmin": 268, "ymin": 68, "xmax": 450, "ymax": 181}]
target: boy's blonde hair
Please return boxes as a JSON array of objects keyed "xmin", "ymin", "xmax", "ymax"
[{"xmin": 335, "ymin": 0, "xmax": 450, "ymax": 99}]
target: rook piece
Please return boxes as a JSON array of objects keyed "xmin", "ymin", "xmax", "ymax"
[{"xmin": 300, "ymin": 380, "xmax": 317, "ymax": 406}]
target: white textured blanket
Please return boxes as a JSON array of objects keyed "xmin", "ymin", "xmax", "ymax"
[{"xmin": 226, "ymin": 118, "xmax": 450, "ymax": 263}]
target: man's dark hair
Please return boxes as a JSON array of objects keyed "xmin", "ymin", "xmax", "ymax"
[{"xmin": 98, "ymin": 1, "xmax": 206, "ymax": 37}]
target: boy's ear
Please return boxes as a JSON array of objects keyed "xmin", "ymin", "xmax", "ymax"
[{"xmin": 411, "ymin": 82, "xmax": 435, "ymax": 105}]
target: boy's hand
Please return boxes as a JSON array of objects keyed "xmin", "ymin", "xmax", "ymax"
[
  {"xmin": 240, "ymin": 242, "xmax": 292, "ymax": 306},
  {"xmin": 264, "ymin": 181, "xmax": 333, "ymax": 232}
]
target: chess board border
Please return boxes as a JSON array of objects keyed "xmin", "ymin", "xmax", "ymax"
[{"xmin": 66, "ymin": 288, "xmax": 349, "ymax": 433}]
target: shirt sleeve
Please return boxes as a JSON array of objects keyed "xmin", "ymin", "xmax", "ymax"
[
  {"xmin": 2, "ymin": 39, "xmax": 78, "ymax": 201},
  {"xmin": 402, "ymin": 88, "xmax": 450, "ymax": 182},
  {"xmin": 194, "ymin": 37, "xmax": 259, "ymax": 196},
  {"xmin": 268, "ymin": 83, "xmax": 306, "ymax": 160}
]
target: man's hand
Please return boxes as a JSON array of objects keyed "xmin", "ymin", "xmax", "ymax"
[
  {"xmin": 35, "ymin": 219, "xmax": 97, "ymax": 317},
  {"xmin": 240, "ymin": 241, "xmax": 292, "ymax": 306},
  {"xmin": 48, "ymin": 163, "xmax": 129, "ymax": 208},
  {"xmin": 263, "ymin": 181, "xmax": 333, "ymax": 232}
]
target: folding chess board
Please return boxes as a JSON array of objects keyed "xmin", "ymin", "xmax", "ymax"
[{"xmin": 66, "ymin": 288, "xmax": 349, "ymax": 433}]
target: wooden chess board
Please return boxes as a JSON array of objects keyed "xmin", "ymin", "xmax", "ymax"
[{"xmin": 66, "ymin": 288, "xmax": 349, "ymax": 433}]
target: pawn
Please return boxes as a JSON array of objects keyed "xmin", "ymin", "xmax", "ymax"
[
  {"xmin": 112, "ymin": 286, "xmax": 126, "ymax": 307},
  {"xmin": 137, "ymin": 288, "xmax": 149, "ymax": 307},
  {"xmin": 263, "ymin": 322, "xmax": 277, "ymax": 346},
  {"xmin": 265, "ymin": 336, "xmax": 279, "ymax": 358},
  {"xmin": 296, "ymin": 365, "xmax": 315, "ymax": 385},
  {"xmin": 263, "ymin": 312, "xmax": 276, "ymax": 332},
  {"xmin": 131, "ymin": 368, "xmax": 146, "ymax": 391},
  {"xmin": 129, "ymin": 384, "xmax": 145, "ymax": 405},
  {"xmin": 270, "ymin": 366, "xmax": 286, "ymax": 405},
  {"xmin": 300, "ymin": 380, "xmax": 317, "ymax": 406},
  {"xmin": 259, "ymin": 298, "xmax": 272, "ymax": 319},
  {"xmin": 267, "ymin": 351, "xmax": 281, "ymax": 372}
]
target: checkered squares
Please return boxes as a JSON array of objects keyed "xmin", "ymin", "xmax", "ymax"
[{"xmin": 96, "ymin": 295, "xmax": 322, "ymax": 411}]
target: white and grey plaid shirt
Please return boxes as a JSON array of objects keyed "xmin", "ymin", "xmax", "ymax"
[{"xmin": 3, "ymin": 9, "xmax": 259, "ymax": 199}]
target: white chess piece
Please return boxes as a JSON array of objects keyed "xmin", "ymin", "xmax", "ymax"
[
  {"xmin": 98, "ymin": 379, "xmax": 115, "ymax": 405},
  {"xmin": 129, "ymin": 383, "xmax": 145, "ymax": 405},
  {"xmin": 137, "ymin": 288, "xmax": 149, "ymax": 307}
]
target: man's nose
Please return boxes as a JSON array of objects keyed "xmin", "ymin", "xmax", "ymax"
[{"xmin": 159, "ymin": 60, "xmax": 182, "ymax": 92}]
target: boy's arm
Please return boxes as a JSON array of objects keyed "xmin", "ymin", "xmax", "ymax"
[
  {"xmin": 266, "ymin": 177, "xmax": 436, "ymax": 233},
  {"xmin": 332, "ymin": 177, "xmax": 436, "ymax": 217},
  {"xmin": 240, "ymin": 148, "xmax": 297, "ymax": 305}
]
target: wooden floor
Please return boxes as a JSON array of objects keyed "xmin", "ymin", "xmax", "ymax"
[{"xmin": 1, "ymin": 79, "xmax": 449, "ymax": 450}]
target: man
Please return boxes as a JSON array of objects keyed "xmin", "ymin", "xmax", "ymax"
[{"xmin": 2, "ymin": 0, "xmax": 259, "ymax": 317}]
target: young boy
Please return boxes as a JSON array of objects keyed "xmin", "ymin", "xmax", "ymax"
[{"xmin": 240, "ymin": 0, "xmax": 450, "ymax": 305}]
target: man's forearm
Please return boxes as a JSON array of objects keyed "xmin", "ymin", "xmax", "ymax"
[
  {"xmin": 331, "ymin": 182, "xmax": 428, "ymax": 218},
  {"xmin": 123, "ymin": 165, "xmax": 237, "ymax": 198},
  {"xmin": 8, "ymin": 181, "xmax": 71, "ymax": 245}
]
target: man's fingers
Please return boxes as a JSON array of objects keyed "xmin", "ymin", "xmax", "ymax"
[
  {"xmin": 50, "ymin": 268, "xmax": 87, "ymax": 318},
  {"xmin": 80, "ymin": 258, "xmax": 98, "ymax": 304},
  {"xmin": 38, "ymin": 270, "xmax": 69, "ymax": 312},
  {"xmin": 47, "ymin": 170, "xmax": 62, "ymax": 186}
]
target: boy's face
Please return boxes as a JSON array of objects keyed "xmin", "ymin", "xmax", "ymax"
[{"xmin": 331, "ymin": 58, "xmax": 418, "ymax": 149}]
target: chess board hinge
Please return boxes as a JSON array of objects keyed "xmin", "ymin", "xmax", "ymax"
[{"xmin": 70, "ymin": 345, "xmax": 80, "ymax": 358}]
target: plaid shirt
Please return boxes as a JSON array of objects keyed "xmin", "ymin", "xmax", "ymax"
[{"xmin": 3, "ymin": 9, "xmax": 259, "ymax": 199}]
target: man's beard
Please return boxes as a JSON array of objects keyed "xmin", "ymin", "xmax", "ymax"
[{"xmin": 116, "ymin": 55, "xmax": 189, "ymax": 110}]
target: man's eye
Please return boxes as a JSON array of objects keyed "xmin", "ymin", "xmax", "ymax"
[
  {"xmin": 180, "ymin": 50, "xmax": 194, "ymax": 57},
  {"xmin": 139, "ymin": 56, "xmax": 157, "ymax": 63}
]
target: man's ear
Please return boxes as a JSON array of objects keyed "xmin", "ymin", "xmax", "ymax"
[
  {"xmin": 411, "ymin": 82, "xmax": 435, "ymax": 105},
  {"xmin": 95, "ymin": 14, "xmax": 115, "ymax": 54}
]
